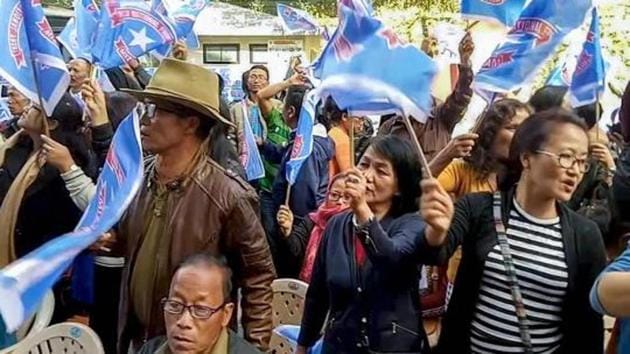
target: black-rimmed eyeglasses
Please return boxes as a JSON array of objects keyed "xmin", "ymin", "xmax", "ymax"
[{"xmin": 161, "ymin": 298, "xmax": 226, "ymax": 320}]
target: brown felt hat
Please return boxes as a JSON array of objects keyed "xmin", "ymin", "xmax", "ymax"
[{"xmin": 123, "ymin": 58, "xmax": 234, "ymax": 127}]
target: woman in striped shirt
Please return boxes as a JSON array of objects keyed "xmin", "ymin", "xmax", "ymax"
[{"xmin": 420, "ymin": 109, "xmax": 607, "ymax": 353}]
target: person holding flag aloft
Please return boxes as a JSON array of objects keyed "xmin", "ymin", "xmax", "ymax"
[
  {"xmin": 255, "ymin": 80, "xmax": 333, "ymax": 276},
  {"xmin": 378, "ymin": 32, "xmax": 475, "ymax": 161},
  {"xmin": 420, "ymin": 109, "xmax": 606, "ymax": 353}
]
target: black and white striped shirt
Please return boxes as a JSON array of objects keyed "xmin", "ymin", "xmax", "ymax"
[{"xmin": 470, "ymin": 200, "xmax": 567, "ymax": 353}]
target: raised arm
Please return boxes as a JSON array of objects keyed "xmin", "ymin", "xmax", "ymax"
[
  {"xmin": 434, "ymin": 32, "xmax": 474, "ymax": 132},
  {"xmin": 256, "ymin": 72, "xmax": 308, "ymax": 117}
]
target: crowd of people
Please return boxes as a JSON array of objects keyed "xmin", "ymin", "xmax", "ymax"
[{"xmin": 0, "ymin": 30, "xmax": 629, "ymax": 354}]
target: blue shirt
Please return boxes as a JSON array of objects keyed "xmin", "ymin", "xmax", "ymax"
[{"xmin": 590, "ymin": 244, "xmax": 630, "ymax": 354}]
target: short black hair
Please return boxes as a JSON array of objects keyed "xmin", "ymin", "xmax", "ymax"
[
  {"xmin": 500, "ymin": 108, "xmax": 588, "ymax": 191},
  {"xmin": 284, "ymin": 85, "xmax": 309, "ymax": 117},
  {"xmin": 248, "ymin": 64, "xmax": 269, "ymax": 79},
  {"xmin": 574, "ymin": 102, "xmax": 603, "ymax": 129},
  {"xmin": 176, "ymin": 254, "xmax": 233, "ymax": 300},
  {"xmin": 365, "ymin": 135, "xmax": 422, "ymax": 217},
  {"xmin": 528, "ymin": 85, "xmax": 569, "ymax": 112}
]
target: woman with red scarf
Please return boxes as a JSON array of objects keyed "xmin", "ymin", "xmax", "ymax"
[{"xmin": 276, "ymin": 174, "xmax": 349, "ymax": 281}]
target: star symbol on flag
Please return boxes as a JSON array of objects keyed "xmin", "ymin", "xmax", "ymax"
[{"xmin": 129, "ymin": 27, "xmax": 155, "ymax": 52}]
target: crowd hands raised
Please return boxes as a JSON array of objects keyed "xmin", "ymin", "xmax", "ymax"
[{"xmin": 1, "ymin": 33, "xmax": 630, "ymax": 354}]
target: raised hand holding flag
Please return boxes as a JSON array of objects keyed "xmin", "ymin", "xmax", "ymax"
[
  {"xmin": 314, "ymin": 5, "xmax": 437, "ymax": 123},
  {"xmin": 0, "ymin": 109, "xmax": 143, "ymax": 332}
]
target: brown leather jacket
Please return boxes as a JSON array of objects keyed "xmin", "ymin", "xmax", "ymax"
[
  {"xmin": 378, "ymin": 64, "xmax": 474, "ymax": 161},
  {"xmin": 116, "ymin": 156, "xmax": 275, "ymax": 353}
]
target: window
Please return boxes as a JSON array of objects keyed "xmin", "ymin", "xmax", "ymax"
[
  {"xmin": 249, "ymin": 44, "xmax": 269, "ymax": 64},
  {"xmin": 203, "ymin": 44, "xmax": 239, "ymax": 64}
]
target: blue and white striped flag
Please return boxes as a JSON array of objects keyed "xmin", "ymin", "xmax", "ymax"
[{"xmin": 0, "ymin": 110, "xmax": 144, "ymax": 333}]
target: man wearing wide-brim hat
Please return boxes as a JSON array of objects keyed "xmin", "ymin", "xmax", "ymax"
[{"xmin": 113, "ymin": 58, "xmax": 276, "ymax": 353}]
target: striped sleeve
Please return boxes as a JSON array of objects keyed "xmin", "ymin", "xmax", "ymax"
[{"xmin": 590, "ymin": 245, "xmax": 630, "ymax": 315}]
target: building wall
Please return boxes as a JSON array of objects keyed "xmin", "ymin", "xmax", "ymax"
[{"xmin": 192, "ymin": 35, "xmax": 322, "ymax": 102}]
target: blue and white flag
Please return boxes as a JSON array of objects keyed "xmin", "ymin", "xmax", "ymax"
[
  {"xmin": 240, "ymin": 109, "xmax": 265, "ymax": 181},
  {"xmin": 286, "ymin": 89, "xmax": 319, "ymax": 185},
  {"xmin": 473, "ymin": 0, "xmax": 592, "ymax": 99},
  {"xmin": 0, "ymin": 99, "xmax": 12, "ymax": 130},
  {"xmin": 569, "ymin": 8, "xmax": 605, "ymax": 107},
  {"xmin": 546, "ymin": 62, "xmax": 573, "ymax": 86},
  {"xmin": 92, "ymin": 0, "xmax": 177, "ymax": 69},
  {"xmin": 313, "ymin": 5, "xmax": 437, "ymax": 122},
  {"xmin": 461, "ymin": 0, "xmax": 527, "ymax": 27},
  {"xmin": 151, "ymin": 0, "xmax": 208, "ymax": 59},
  {"xmin": 338, "ymin": 0, "xmax": 373, "ymax": 17},
  {"xmin": 57, "ymin": 0, "xmax": 100, "ymax": 60},
  {"xmin": 0, "ymin": 109, "xmax": 144, "ymax": 333},
  {"xmin": 0, "ymin": 0, "xmax": 70, "ymax": 116},
  {"xmin": 277, "ymin": 4, "xmax": 320, "ymax": 34}
]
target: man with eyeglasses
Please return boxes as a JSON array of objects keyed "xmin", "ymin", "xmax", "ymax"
[
  {"xmin": 229, "ymin": 65, "xmax": 283, "ymax": 161},
  {"xmin": 113, "ymin": 58, "xmax": 275, "ymax": 353},
  {"xmin": 138, "ymin": 254, "xmax": 260, "ymax": 354}
]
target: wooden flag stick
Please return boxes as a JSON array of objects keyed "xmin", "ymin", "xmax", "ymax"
[
  {"xmin": 284, "ymin": 184, "xmax": 292, "ymax": 206},
  {"xmin": 402, "ymin": 115, "xmax": 433, "ymax": 179},
  {"xmin": 350, "ymin": 118, "xmax": 355, "ymax": 168},
  {"xmin": 595, "ymin": 89, "xmax": 601, "ymax": 142},
  {"xmin": 466, "ymin": 20, "xmax": 480, "ymax": 31}
]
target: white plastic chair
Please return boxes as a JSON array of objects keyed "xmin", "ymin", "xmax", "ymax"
[
  {"xmin": 271, "ymin": 279, "xmax": 309, "ymax": 328},
  {"xmin": 9, "ymin": 323, "xmax": 104, "ymax": 354},
  {"xmin": 0, "ymin": 290, "xmax": 55, "ymax": 354}
]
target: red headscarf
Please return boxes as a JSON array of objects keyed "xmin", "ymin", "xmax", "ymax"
[{"xmin": 299, "ymin": 174, "xmax": 348, "ymax": 282}]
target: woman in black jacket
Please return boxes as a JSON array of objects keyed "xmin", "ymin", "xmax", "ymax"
[
  {"xmin": 421, "ymin": 108, "xmax": 607, "ymax": 354},
  {"xmin": 297, "ymin": 136, "xmax": 431, "ymax": 354}
]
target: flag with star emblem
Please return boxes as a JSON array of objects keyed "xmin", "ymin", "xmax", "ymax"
[
  {"xmin": 57, "ymin": 0, "xmax": 100, "ymax": 60},
  {"xmin": 569, "ymin": 7, "xmax": 605, "ymax": 107},
  {"xmin": 473, "ymin": 0, "xmax": 592, "ymax": 99},
  {"xmin": 312, "ymin": 4, "xmax": 437, "ymax": 122},
  {"xmin": 92, "ymin": 0, "xmax": 177, "ymax": 69},
  {"xmin": 151, "ymin": 0, "xmax": 208, "ymax": 59},
  {"xmin": 0, "ymin": 0, "xmax": 70, "ymax": 116}
]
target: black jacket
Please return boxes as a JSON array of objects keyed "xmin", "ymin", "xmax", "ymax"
[
  {"xmin": 277, "ymin": 215, "xmax": 314, "ymax": 279},
  {"xmin": 298, "ymin": 211, "xmax": 431, "ymax": 354},
  {"xmin": 425, "ymin": 187, "xmax": 607, "ymax": 354},
  {"xmin": 0, "ymin": 138, "xmax": 84, "ymax": 257}
]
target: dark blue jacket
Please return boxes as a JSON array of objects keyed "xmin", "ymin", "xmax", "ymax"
[
  {"xmin": 271, "ymin": 125, "xmax": 334, "ymax": 218},
  {"xmin": 298, "ymin": 211, "xmax": 431, "ymax": 354}
]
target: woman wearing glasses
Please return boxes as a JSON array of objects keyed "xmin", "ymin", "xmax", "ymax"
[
  {"xmin": 420, "ymin": 109, "xmax": 607, "ymax": 353},
  {"xmin": 276, "ymin": 174, "xmax": 349, "ymax": 281}
]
